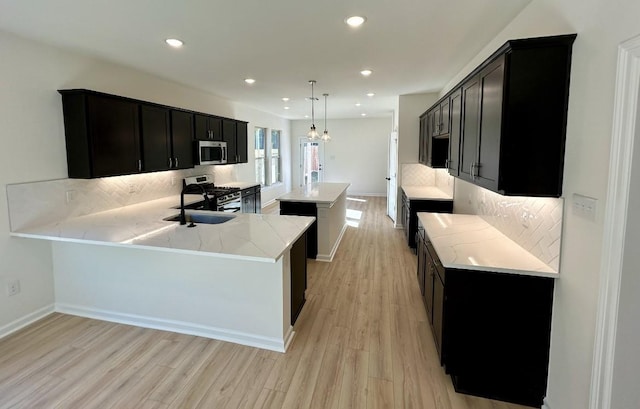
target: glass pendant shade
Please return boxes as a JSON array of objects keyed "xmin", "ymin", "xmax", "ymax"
[
  {"xmin": 308, "ymin": 80, "xmax": 319, "ymax": 140},
  {"xmin": 321, "ymin": 93, "xmax": 331, "ymax": 142}
]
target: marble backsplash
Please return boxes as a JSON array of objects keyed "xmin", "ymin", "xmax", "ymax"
[
  {"xmin": 454, "ymin": 179, "xmax": 563, "ymax": 271},
  {"xmin": 401, "ymin": 163, "xmax": 454, "ymax": 197},
  {"xmin": 6, "ymin": 165, "xmax": 238, "ymax": 231}
]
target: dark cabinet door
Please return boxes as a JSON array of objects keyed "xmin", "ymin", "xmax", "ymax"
[
  {"xmin": 448, "ymin": 88, "xmax": 462, "ymax": 176},
  {"xmin": 87, "ymin": 94, "xmax": 141, "ymax": 177},
  {"xmin": 241, "ymin": 192, "xmax": 256, "ymax": 213},
  {"xmin": 432, "ymin": 265, "xmax": 445, "ymax": 361},
  {"xmin": 170, "ymin": 110, "xmax": 194, "ymax": 169},
  {"xmin": 290, "ymin": 232, "xmax": 308, "ymax": 325},
  {"xmin": 222, "ymin": 119, "xmax": 237, "ymax": 164},
  {"xmin": 417, "ymin": 227, "xmax": 426, "ymax": 297},
  {"xmin": 194, "ymin": 114, "xmax": 210, "ymax": 140},
  {"xmin": 194, "ymin": 114, "xmax": 222, "ymax": 141},
  {"xmin": 459, "ymin": 75, "xmax": 481, "ymax": 181},
  {"xmin": 236, "ymin": 122, "xmax": 248, "ymax": 163},
  {"xmin": 476, "ymin": 56, "xmax": 505, "ymax": 189},
  {"xmin": 255, "ymin": 188, "xmax": 262, "ymax": 213},
  {"xmin": 418, "ymin": 116, "xmax": 427, "ymax": 164},
  {"xmin": 140, "ymin": 105, "xmax": 171, "ymax": 172},
  {"xmin": 423, "ymin": 243, "xmax": 434, "ymax": 323},
  {"xmin": 440, "ymin": 99, "xmax": 450, "ymax": 135}
]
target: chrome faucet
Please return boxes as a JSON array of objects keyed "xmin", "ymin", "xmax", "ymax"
[{"xmin": 180, "ymin": 184, "xmax": 211, "ymax": 226}]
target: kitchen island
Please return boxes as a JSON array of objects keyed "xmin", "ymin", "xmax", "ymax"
[
  {"xmin": 277, "ymin": 182, "xmax": 349, "ymax": 262},
  {"xmin": 10, "ymin": 195, "xmax": 314, "ymax": 352}
]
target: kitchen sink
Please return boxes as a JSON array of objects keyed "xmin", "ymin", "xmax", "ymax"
[{"xmin": 164, "ymin": 213, "xmax": 236, "ymax": 225}]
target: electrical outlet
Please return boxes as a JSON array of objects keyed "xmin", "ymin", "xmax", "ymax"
[
  {"xmin": 65, "ymin": 190, "xmax": 76, "ymax": 204},
  {"xmin": 171, "ymin": 177, "xmax": 176, "ymax": 186},
  {"xmin": 7, "ymin": 280, "xmax": 20, "ymax": 296},
  {"xmin": 572, "ymin": 193, "xmax": 597, "ymax": 221},
  {"xmin": 128, "ymin": 184, "xmax": 136, "ymax": 194}
]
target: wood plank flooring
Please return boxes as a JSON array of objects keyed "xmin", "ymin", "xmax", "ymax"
[{"xmin": 0, "ymin": 196, "xmax": 530, "ymax": 409}]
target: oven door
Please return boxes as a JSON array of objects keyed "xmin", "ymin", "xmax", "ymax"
[{"xmin": 217, "ymin": 199, "xmax": 241, "ymax": 213}]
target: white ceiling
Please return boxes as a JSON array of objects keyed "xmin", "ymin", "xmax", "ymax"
[{"xmin": 0, "ymin": 0, "xmax": 530, "ymax": 119}]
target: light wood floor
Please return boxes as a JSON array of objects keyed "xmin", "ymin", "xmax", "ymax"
[{"xmin": 0, "ymin": 196, "xmax": 530, "ymax": 409}]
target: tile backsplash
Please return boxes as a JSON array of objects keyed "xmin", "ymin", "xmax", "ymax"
[
  {"xmin": 401, "ymin": 163, "xmax": 454, "ymax": 197},
  {"xmin": 454, "ymin": 179, "xmax": 563, "ymax": 271},
  {"xmin": 6, "ymin": 165, "xmax": 232, "ymax": 231}
]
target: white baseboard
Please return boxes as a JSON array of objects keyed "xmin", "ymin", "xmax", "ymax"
[
  {"xmin": 347, "ymin": 192, "xmax": 386, "ymax": 197},
  {"xmin": 0, "ymin": 304, "xmax": 55, "ymax": 340},
  {"xmin": 55, "ymin": 303, "xmax": 288, "ymax": 352},
  {"xmin": 316, "ymin": 222, "xmax": 348, "ymax": 262},
  {"xmin": 261, "ymin": 198, "xmax": 277, "ymax": 208},
  {"xmin": 542, "ymin": 398, "xmax": 551, "ymax": 409}
]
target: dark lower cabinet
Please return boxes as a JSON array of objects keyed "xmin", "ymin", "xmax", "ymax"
[
  {"xmin": 279, "ymin": 201, "xmax": 318, "ymax": 259},
  {"xmin": 290, "ymin": 232, "xmax": 307, "ymax": 325},
  {"xmin": 416, "ymin": 219, "xmax": 554, "ymax": 407},
  {"xmin": 240, "ymin": 185, "xmax": 261, "ymax": 214},
  {"xmin": 402, "ymin": 191, "xmax": 453, "ymax": 249}
]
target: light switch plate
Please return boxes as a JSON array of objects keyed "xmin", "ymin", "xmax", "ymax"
[{"xmin": 572, "ymin": 193, "xmax": 597, "ymax": 221}]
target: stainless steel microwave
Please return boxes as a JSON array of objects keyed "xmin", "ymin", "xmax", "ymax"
[{"xmin": 195, "ymin": 140, "xmax": 227, "ymax": 165}]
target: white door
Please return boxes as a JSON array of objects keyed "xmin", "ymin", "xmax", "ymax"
[
  {"xmin": 299, "ymin": 138, "xmax": 324, "ymax": 186},
  {"xmin": 387, "ymin": 131, "xmax": 398, "ymax": 222}
]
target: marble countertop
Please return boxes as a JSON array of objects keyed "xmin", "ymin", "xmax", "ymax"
[
  {"xmin": 11, "ymin": 195, "xmax": 314, "ymax": 263},
  {"xmin": 418, "ymin": 213, "xmax": 557, "ymax": 278},
  {"xmin": 276, "ymin": 182, "xmax": 350, "ymax": 204},
  {"xmin": 402, "ymin": 185, "xmax": 453, "ymax": 201}
]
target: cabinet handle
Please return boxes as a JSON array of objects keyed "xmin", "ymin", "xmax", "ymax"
[
  {"xmin": 445, "ymin": 159, "xmax": 449, "ymax": 169},
  {"xmin": 175, "ymin": 157, "xmax": 179, "ymax": 167},
  {"xmin": 138, "ymin": 159, "xmax": 142, "ymax": 172},
  {"xmin": 169, "ymin": 157, "xmax": 173, "ymax": 168}
]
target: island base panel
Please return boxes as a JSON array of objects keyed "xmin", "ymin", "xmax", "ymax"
[
  {"xmin": 290, "ymin": 232, "xmax": 307, "ymax": 325},
  {"xmin": 279, "ymin": 201, "xmax": 318, "ymax": 259}
]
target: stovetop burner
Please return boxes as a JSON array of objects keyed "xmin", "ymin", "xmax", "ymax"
[{"xmin": 183, "ymin": 175, "xmax": 241, "ymax": 205}]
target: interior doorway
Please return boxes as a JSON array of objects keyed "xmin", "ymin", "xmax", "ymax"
[
  {"xmin": 299, "ymin": 138, "xmax": 324, "ymax": 186},
  {"xmin": 386, "ymin": 132, "xmax": 398, "ymax": 222},
  {"xmin": 590, "ymin": 33, "xmax": 640, "ymax": 409}
]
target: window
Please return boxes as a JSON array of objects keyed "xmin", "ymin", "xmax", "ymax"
[
  {"xmin": 271, "ymin": 130, "xmax": 282, "ymax": 184},
  {"xmin": 255, "ymin": 127, "xmax": 266, "ymax": 186}
]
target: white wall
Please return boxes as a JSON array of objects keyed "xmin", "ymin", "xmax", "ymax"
[
  {"xmin": 439, "ymin": 1, "xmax": 640, "ymax": 407},
  {"xmin": 0, "ymin": 30, "xmax": 291, "ymax": 335},
  {"xmin": 290, "ymin": 117, "xmax": 392, "ymax": 195}
]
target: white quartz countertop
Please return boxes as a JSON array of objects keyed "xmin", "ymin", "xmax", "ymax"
[
  {"xmin": 11, "ymin": 195, "xmax": 314, "ymax": 263},
  {"xmin": 276, "ymin": 182, "xmax": 350, "ymax": 204},
  {"xmin": 402, "ymin": 185, "xmax": 453, "ymax": 201},
  {"xmin": 217, "ymin": 181, "xmax": 260, "ymax": 190},
  {"xmin": 418, "ymin": 213, "xmax": 557, "ymax": 278}
]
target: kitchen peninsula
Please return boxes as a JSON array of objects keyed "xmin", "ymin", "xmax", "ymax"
[
  {"xmin": 277, "ymin": 182, "xmax": 349, "ymax": 262},
  {"xmin": 9, "ymin": 195, "xmax": 314, "ymax": 352}
]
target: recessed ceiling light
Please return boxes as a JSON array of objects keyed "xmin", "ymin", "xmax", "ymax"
[
  {"xmin": 361, "ymin": 113, "xmax": 367, "ymax": 117},
  {"xmin": 355, "ymin": 102, "xmax": 361, "ymax": 107},
  {"xmin": 360, "ymin": 69, "xmax": 373, "ymax": 77},
  {"xmin": 165, "ymin": 38, "xmax": 184, "ymax": 48},
  {"xmin": 282, "ymin": 97, "xmax": 290, "ymax": 102},
  {"xmin": 284, "ymin": 106, "xmax": 290, "ymax": 110},
  {"xmin": 244, "ymin": 78, "xmax": 256, "ymax": 84},
  {"xmin": 345, "ymin": 16, "xmax": 367, "ymax": 27},
  {"xmin": 367, "ymin": 92, "xmax": 375, "ymax": 97}
]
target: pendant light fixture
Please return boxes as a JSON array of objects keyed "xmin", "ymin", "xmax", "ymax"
[
  {"xmin": 321, "ymin": 93, "xmax": 331, "ymax": 142},
  {"xmin": 307, "ymin": 80, "xmax": 319, "ymax": 140}
]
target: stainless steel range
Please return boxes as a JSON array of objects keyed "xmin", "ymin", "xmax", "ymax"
[{"xmin": 183, "ymin": 175, "xmax": 242, "ymax": 213}]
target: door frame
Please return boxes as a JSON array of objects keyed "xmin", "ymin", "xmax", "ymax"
[
  {"xmin": 387, "ymin": 131, "xmax": 398, "ymax": 223},
  {"xmin": 298, "ymin": 137, "xmax": 324, "ymax": 186},
  {"xmin": 589, "ymin": 34, "xmax": 640, "ymax": 409}
]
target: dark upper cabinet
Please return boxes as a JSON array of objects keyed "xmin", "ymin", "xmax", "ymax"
[
  {"xmin": 431, "ymin": 99, "xmax": 450, "ymax": 136},
  {"xmin": 422, "ymin": 34, "xmax": 576, "ymax": 197},
  {"xmin": 459, "ymin": 75, "xmax": 481, "ymax": 182},
  {"xmin": 419, "ymin": 107, "xmax": 448, "ymax": 168},
  {"xmin": 195, "ymin": 114, "xmax": 222, "ymax": 141},
  {"xmin": 447, "ymin": 88, "xmax": 462, "ymax": 176},
  {"xmin": 222, "ymin": 119, "xmax": 237, "ymax": 164},
  {"xmin": 236, "ymin": 122, "xmax": 248, "ymax": 163},
  {"xmin": 170, "ymin": 110, "xmax": 194, "ymax": 169},
  {"xmin": 61, "ymin": 90, "xmax": 141, "ymax": 178},
  {"xmin": 60, "ymin": 89, "xmax": 248, "ymax": 178},
  {"xmin": 140, "ymin": 105, "xmax": 171, "ymax": 172},
  {"xmin": 139, "ymin": 106, "xmax": 195, "ymax": 172}
]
